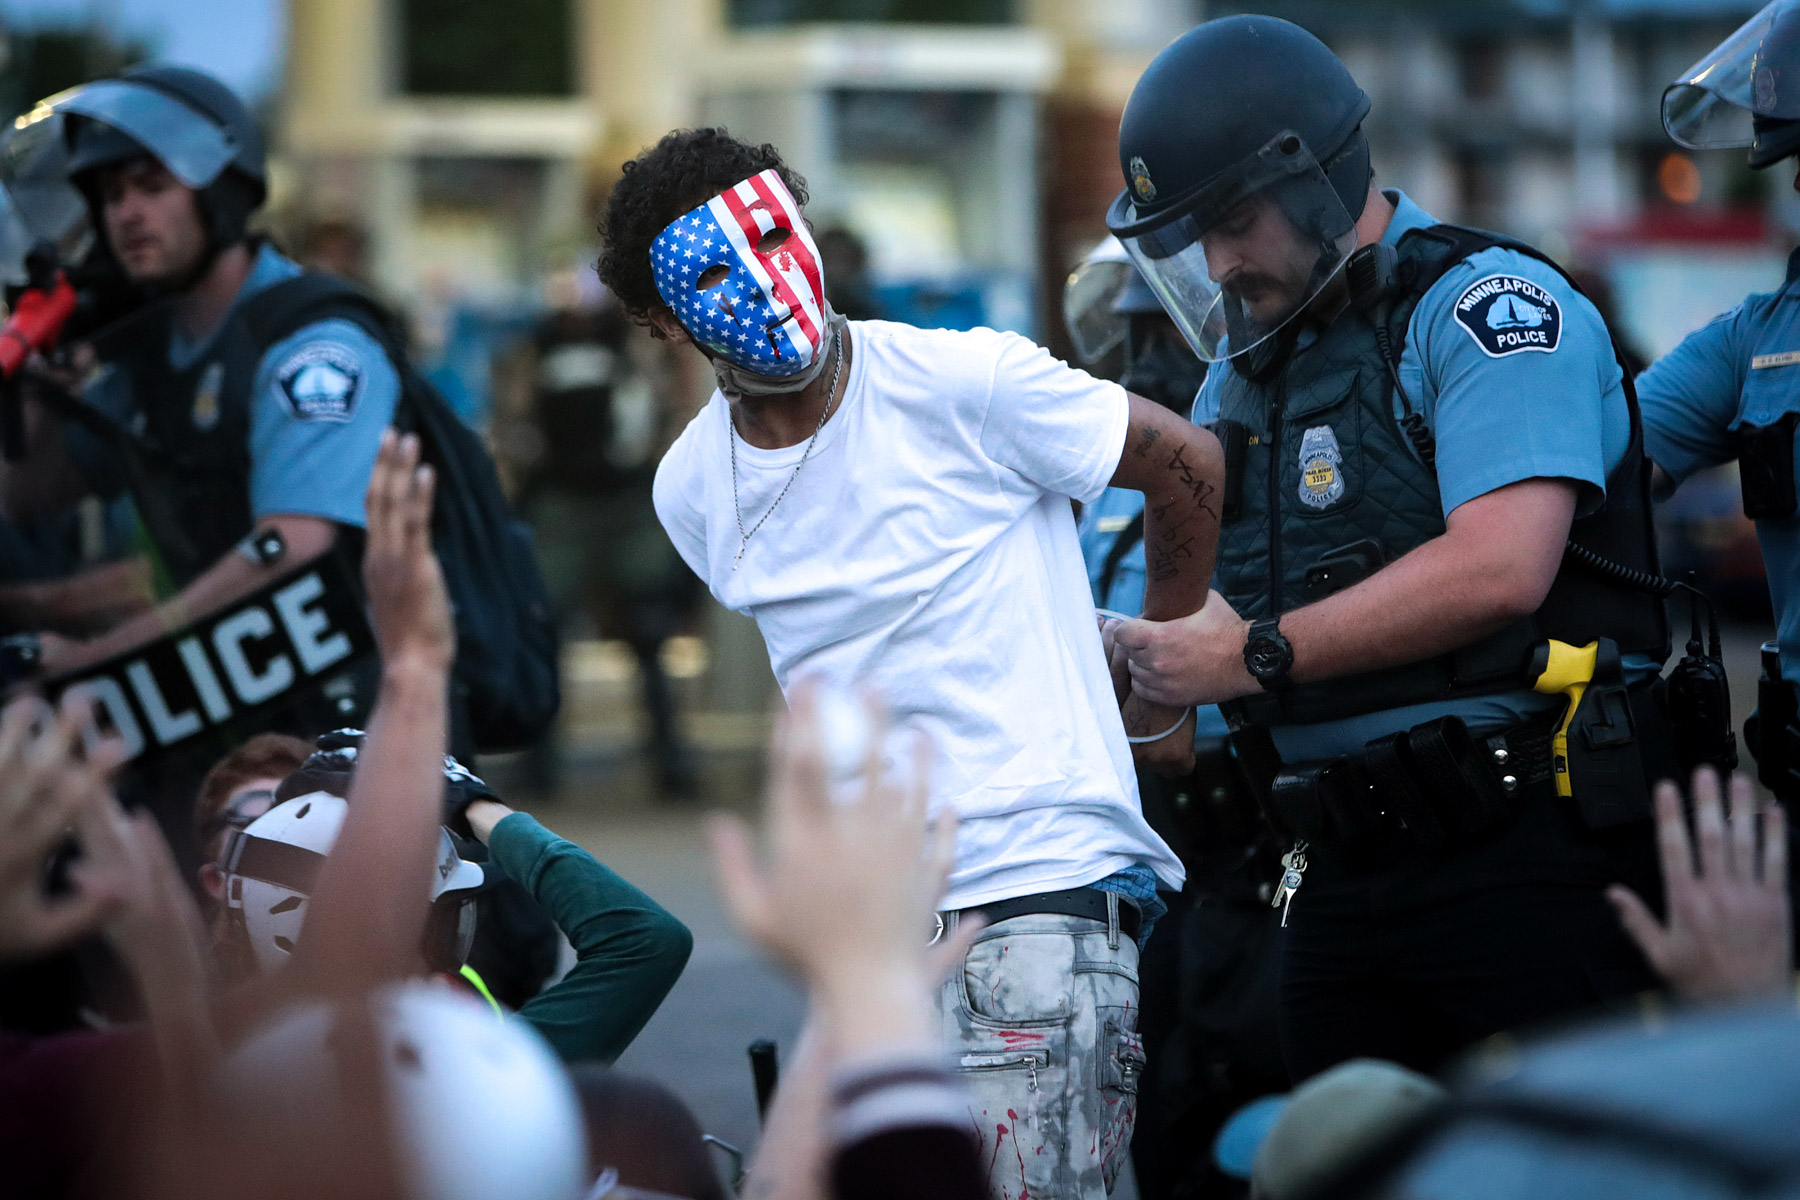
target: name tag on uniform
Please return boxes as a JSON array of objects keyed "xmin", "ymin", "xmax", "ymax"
[
  {"xmin": 1097, "ymin": 516, "xmax": 1133, "ymax": 533},
  {"xmin": 1751, "ymin": 350, "xmax": 1800, "ymax": 369}
]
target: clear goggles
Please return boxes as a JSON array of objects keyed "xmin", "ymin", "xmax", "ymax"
[
  {"xmin": 1063, "ymin": 239, "xmax": 1133, "ymax": 364},
  {"xmin": 1106, "ymin": 132, "xmax": 1357, "ymax": 363},
  {"xmin": 1664, "ymin": 0, "xmax": 1800, "ymax": 148}
]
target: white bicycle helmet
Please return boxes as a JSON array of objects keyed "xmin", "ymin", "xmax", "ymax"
[
  {"xmin": 219, "ymin": 791, "xmax": 486, "ymax": 974},
  {"xmin": 218, "ymin": 980, "xmax": 587, "ymax": 1200}
]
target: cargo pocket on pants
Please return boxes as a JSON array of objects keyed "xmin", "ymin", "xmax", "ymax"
[{"xmin": 1095, "ymin": 1006, "xmax": 1145, "ymax": 1192}]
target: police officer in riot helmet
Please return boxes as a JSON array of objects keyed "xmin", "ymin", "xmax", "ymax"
[
  {"xmin": 1107, "ymin": 16, "xmax": 1680, "ymax": 1078},
  {"xmin": 1647, "ymin": 0, "xmax": 1800, "ymax": 812},
  {"xmin": 0, "ymin": 67, "xmax": 561, "ymax": 1014},
  {"xmin": 0, "ymin": 68, "xmax": 388, "ymax": 690}
]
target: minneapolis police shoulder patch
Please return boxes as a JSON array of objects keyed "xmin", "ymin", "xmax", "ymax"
[
  {"xmin": 1452, "ymin": 273, "xmax": 1562, "ymax": 358},
  {"xmin": 275, "ymin": 342, "xmax": 363, "ymax": 422}
]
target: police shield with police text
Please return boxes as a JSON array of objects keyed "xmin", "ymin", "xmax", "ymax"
[{"xmin": 1108, "ymin": 16, "xmax": 1687, "ymax": 1078}]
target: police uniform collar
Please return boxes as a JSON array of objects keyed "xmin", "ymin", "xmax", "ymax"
[
  {"xmin": 1378, "ymin": 189, "xmax": 1439, "ymax": 249},
  {"xmin": 167, "ymin": 240, "xmax": 302, "ymax": 370},
  {"xmin": 1786, "ymin": 244, "xmax": 1800, "ymax": 287}
]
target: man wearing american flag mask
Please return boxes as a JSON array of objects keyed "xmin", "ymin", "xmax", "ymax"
[{"xmin": 600, "ymin": 127, "xmax": 1225, "ymax": 1199}]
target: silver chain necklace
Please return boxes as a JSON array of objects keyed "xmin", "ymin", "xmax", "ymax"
[{"xmin": 728, "ymin": 323, "xmax": 846, "ymax": 570}]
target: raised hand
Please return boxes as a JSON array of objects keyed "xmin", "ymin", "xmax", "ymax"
[
  {"xmin": 362, "ymin": 429, "xmax": 453, "ymax": 674},
  {"xmin": 708, "ymin": 683, "xmax": 973, "ymax": 1055},
  {"xmin": 1607, "ymin": 768, "xmax": 1792, "ymax": 1005},
  {"xmin": 0, "ymin": 694, "xmax": 126, "ymax": 960}
]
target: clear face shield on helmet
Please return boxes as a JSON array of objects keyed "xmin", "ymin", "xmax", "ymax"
[
  {"xmin": 1106, "ymin": 131, "xmax": 1358, "ymax": 363},
  {"xmin": 1664, "ymin": 0, "xmax": 1800, "ymax": 149},
  {"xmin": 1063, "ymin": 237, "xmax": 1133, "ymax": 364},
  {"xmin": 0, "ymin": 114, "xmax": 93, "ymax": 285},
  {"xmin": 17, "ymin": 78, "xmax": 239, "ymax": 189}
]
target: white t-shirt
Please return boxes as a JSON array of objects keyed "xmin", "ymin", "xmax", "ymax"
[{"xmin": 653, "ymin": 320, "xmax": 1184, "ymax": 908}]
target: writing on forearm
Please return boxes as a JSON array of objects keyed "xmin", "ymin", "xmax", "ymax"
[
  {"xmin": 1112, "ymin": 407, "xmax": 1222, "ymax": 622},
  {"xmin": 1165, "ymin": 444, "xmax": 1220, "ymax": 520}
]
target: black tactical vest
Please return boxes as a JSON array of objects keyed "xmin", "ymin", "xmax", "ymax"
[
  {"xmin": 1215, "ymin": 225, "xmax": 1669, "ymax": 727},
  {"xmin": 93, "ymin": 294, "xmax": 287, "ymax": 586},
  {"xmin": 89, "ymin": 266, "xmax": 391, "ymax": 588}
]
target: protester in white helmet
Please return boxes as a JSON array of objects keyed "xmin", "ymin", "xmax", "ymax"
[
  {"xmin": 215, "ymin": 980, "xmax": 590, "ymax": 1200},
  {"xmin": 213, "ymin": 733, "xmax": 693, "ymax": 1063}
]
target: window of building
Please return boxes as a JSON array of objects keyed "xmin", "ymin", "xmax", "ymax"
[
  {"xmin": 400, "ymin": 0, "xmax": 574, "ymax": 96},
  {"xmin": 1455, "ymin": 38, "xmax": 1504, "ymax": 101}
]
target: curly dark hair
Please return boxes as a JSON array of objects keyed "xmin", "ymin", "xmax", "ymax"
[{"xmin": 597, "ymin": 127, "xmax": 810, "ymax": 324}]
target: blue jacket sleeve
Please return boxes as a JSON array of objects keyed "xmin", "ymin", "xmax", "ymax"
[
  {"xmin": 1406, "ymin": 248, "xmax": 1625, "ymax": 518},
  {"xmin": 488, "ymin": 812, "xmax": 692, "ymax": 1063},
  {"xmin": 1634, "ymin": 305, "xmax": 1755, "ymax": 485},
  {"xmin": 248, "ymin": 317, "xmax": 401, "ymax": 527}
]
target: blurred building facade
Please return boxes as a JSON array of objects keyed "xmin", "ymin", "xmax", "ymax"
[
  {"xmin": 277, "ymin": 0, "xmax": 1205, "ymax": 341},
  {"xmin": 278, "ymin": 0, "xmax": 1795, "ymax": 359}
]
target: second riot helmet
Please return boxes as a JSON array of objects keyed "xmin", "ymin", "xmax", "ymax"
[{"xmin": 1664, "ymin": 0, "xmax": 1800, "ymax": 169}]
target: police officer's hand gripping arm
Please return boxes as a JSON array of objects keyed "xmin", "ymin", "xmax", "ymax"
[
  {"xmin": 1120, "ymin": 471, "xmax": 1578, "ymax": 707},
  {"xmin": 1106, "ymin": 399, "xmax": 1225, "ymax": 769}
]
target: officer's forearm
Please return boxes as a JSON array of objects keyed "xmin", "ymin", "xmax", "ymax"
[
  {"xmin": 1280, "ymin": 478, "xmax": 1577, "ymax": 685},
  {"xmin": 47, "ymin": 515, "xmax": 339, "ymax": 673},
  {"xmin": 0, "ymin": 557, "xmax": 154, "ymax": 634},
  {"xmin": 1108, "ymin": 393, "xmax": 1223, "ymax": 621}
]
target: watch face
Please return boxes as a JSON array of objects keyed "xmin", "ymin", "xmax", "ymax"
[{"xmin": 1248, "ymin": 637, "xmax": 1288, "ymax": 677}]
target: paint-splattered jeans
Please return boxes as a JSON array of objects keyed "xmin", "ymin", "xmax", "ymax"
[{"xmin": 937, "ymin": 898, "xmax": 1145, "ymax": 1200}]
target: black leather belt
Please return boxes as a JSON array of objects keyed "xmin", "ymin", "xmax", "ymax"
[{"xmin": 940, "ymin": 886, "xmax": 1140, "ymax": 943}]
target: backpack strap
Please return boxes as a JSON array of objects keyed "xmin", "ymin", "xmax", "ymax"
[{"xmin": 235, "ymin": 273, "xmax": 404, "ymax": 358}]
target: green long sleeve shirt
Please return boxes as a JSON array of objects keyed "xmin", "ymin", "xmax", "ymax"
[{"xmin": 486, "ymin": 812, "xmax": 691, "ymax": 1063}]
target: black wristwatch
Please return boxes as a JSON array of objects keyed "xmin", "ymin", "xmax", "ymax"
[{"xmin": 1243, "ymin": 617, "xmax": 1294, "ymax": 691}]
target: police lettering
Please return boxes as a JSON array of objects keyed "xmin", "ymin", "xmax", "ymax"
[{"xmin": 59, "ymin": 569, "xmax": 369, "ymax": 762}]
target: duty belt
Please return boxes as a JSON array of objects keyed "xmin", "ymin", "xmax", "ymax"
[{"xmin": 1236, "ymin": 709, "xmax": 1561, "ymax": 860}]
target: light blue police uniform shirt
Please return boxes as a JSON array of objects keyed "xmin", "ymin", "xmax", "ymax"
[
  {"xmin": 1191, "ymin": 189, "xmax": 1633, "ymax": 762},
  {"xmin": 214, "ymin": 245, "xmax": 400, "ymax": 527},
  {"xmin": 80, "ymin": 244, "xmax": 400, "ymax": 530},
  {"xmin": 1636, "ymin": 248, "xmax": 1800, "ymax": 686},
  {"xmin": 1075, "ymin": 485, "xmax": 1231, "ymax": 741}
]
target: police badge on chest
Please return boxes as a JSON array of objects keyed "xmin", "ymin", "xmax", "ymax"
[
  {"xmin": 192, "ymin": 361, "xmax": 224, "ymax": 430},
  {"xmin": 1299, "ymin": 425, "xmax": 1346, "ymax": 510}
]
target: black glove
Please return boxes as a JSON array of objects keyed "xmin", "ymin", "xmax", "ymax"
[
  {"xmin": 441, "ymin": 755, "xmax": 501, "ymax": 841},
  {"xmin": 275, "ymin": 728, "xmax": 501, "ymax": 839}
]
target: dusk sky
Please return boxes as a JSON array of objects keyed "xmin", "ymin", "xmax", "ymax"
[{"xmin": 2, "ymin": 0, "xmax": 283, "ymax": 98}]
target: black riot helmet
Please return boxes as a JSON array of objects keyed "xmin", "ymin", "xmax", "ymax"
[
  {"xmin": 1665, "ymin": 0, "xmax": 1800, "ymax": 169},
  {"xmin": 1106, "ymin": 16, "xmax": 1373, "ymax": 362},
  {"xmin": 39, "ymin": 65, "xmax": 267, "ymax": 259}
]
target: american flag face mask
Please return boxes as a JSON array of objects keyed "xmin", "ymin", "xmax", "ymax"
[{"xmin": 650, "ymin": 169, "xmax": 829, "ymax": 377}]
